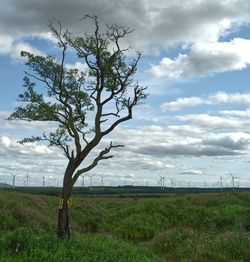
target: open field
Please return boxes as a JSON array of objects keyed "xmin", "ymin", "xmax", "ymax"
[
  {"xmin": 0, "ymin": 190, "xmax": 250, "ymax": 261},
  {"xmin": 1, "ymin": 185, "xmax": 250, "ymax": 197}
]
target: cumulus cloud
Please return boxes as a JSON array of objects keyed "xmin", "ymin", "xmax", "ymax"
[
  {"xmin": 0, "ymin": 35, "xmax": 44, "ymax": 59},
  {"xmin": 1, "ymin": 136, "xmax": 11, "ymax": 147},
  {"xmin": 0, "ymin": 135, "xmax": 58, "ymax": 158},
  {"xmin": 203, "ymin": 132, "xmax": 250, "ymax": 150},
  {"xmin": 110, "ymin": 125, "xmax": 250, "ymax": 158},
  {"xmin": 179, "ymin": 169, "xmax": 203, "ymax": 175},
  {"xmin": 210, "ymin": 92, "xmax": 250, "ymax": 104},
  {"xmin": 220, "ymin": 109, "xmax": 250, "ymax": 117},
  {"xmin": 1, "ymin": 0, "xmax": 250, "ymax": 80},
  {"xmin": 1, "ymin": 0, "xmax": 250, "ymax": 54},
  {"xmin": 1, "ymin": 120, "xmax": 250, "ymax": 185},
  {"xmin": 135, "ymin": 144, "xmax": 241, "ymax": 157},
  {"xmin": 161, "ymin": 97, "xmax": 207, "ymax": 111},
  {"xmin": 177, "ymin": 114, "xmax": 250, "ymax": 130},
  {"xmin": 161, "ymin": 92, "xmax": 250, "ymax": 111},
  {"xmin": 151, "ymin": 38, "xmax": 250, "ymax": 78}
]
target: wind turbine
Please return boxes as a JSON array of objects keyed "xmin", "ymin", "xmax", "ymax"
[
  {"xmin": 99, "ymin": 174, "xmax": 108, "ymax": 187},
  {"xmin": 159, "ymin": 175, "xmax": 165, "ymax": 190},
  {"xmin": 10, "ymin": 172, "xmax": 19, "ymax": 189},
  {"xmin": 230, "ymin": 173, "xmax": 239, "ymax": 191},
  {"xmin": 220, "ymin": 176, "xmax": 223, "ymax": 191},
  {"xmin": 24, "ymin": 171, "xmax": 31, "ymax": 187},
  {"xmin": 53, "ymin": 176, "xmax": 57, "ymax": 187},
  {"xmin": 169, "ymin": 178, "xmax": 175, "ymax": 188},
  {"xmin": 80, "ymin": 174, "xmax": 87, "ymax": 187},
  {"xmin": 87, "ymin": 174, "xmax": 95, "ymax": 188},
  {"xmin": 42, "ymin": 176, "xmax": 46, "ymax": 187}
]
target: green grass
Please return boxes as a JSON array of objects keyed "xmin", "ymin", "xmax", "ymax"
[
  {"xmin": 0, "ymin": 228, "xmax": 159, "ymax": 262},
  {"xmin": 0, "ymin": 190, "xmax": 250, "ymax": 261}
]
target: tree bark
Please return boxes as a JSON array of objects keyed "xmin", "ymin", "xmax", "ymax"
[
  {"xmin": 57, "ymin": 177, "xmax": 73, "ymax": 239},
  {"xmin": 57, "ymin": 202, "xmax": 71, "ymax": 239}
]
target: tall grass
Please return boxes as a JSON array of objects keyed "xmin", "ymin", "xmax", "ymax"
[
  {"xmin": 0, "ymin": 228, "xmax": 160, "ymax": 262},
  {"xmin": 0, "ymin": 190, "xmax": 250, "ymax": 261}
]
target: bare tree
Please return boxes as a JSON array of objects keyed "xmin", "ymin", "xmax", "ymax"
[{"xmin": 8, "ymin": 15, "xmax": 147, "ymax": 239}]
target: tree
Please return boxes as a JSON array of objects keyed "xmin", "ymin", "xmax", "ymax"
[{"xmin": 8, "ymin": 15, "xmax": 147, "ymax": 239}]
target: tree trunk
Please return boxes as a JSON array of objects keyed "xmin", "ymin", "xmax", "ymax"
[
  {"xmin": 57, "ymin": 202, "xmax": 70, "ymax": 239},
  {"xmin": 57, "ymin": 181, "xmax": 73, "ymax": 239}
]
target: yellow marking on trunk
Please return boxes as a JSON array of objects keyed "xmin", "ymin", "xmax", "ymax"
[
  {"xmin": 58, "ymin": 199, "xmax": 63, "ymax": 209},
  {"xmin": 67, "ymin": 197, "xmax": 73, "ymax": 208}
]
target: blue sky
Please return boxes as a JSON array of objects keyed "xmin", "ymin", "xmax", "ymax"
[{"xmin": 1, "ymin": 0, "xmax": 250, "ymax": 188}]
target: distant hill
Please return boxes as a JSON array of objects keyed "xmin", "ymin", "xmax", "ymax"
[{"xmin": 0, "ymin": 182, "xmax": 12, "ymax": 187}]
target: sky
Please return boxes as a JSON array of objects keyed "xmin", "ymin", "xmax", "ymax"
[{"xmin": 1, "ymin": 0, "xmax": 250, "ymax": 188}]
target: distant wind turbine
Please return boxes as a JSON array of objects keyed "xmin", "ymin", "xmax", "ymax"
[
  {"xmin": 230, "ymin": 173, "xmax": 239, "ymax": 191},
  {"xmin": 10, "ymin": 172, "xmax": 19, "ymax": 189},
  {"xmin": 159, "ymin": 175, "xmax": 165, "ymax": 190},
  {"xmin": 169, "ymin": 178, "xmax": 175, "ymax": 188},
  {"xmin": 42, "ymin": 176, "xmax": 46, "ymax": 187},
  {"xmin": 220, "ymin": 176, "xmax": 223, "ymax": 191},
  {"xmin": 80, "ymin": 174, "xmax": 88, "ymax": 187},
  {"xmin": 99, "ymin": 174, "xmax": 108, "ymax": 187},
  {"xmin": 24, "ymin": 171, "xmax": 31, "ymax": 187},
  {"xmin": 87, "ymin": 174, "xmax": 95, "ymax": 188}
]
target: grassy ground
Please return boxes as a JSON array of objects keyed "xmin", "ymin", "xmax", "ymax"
[{"xmin": 0, "ymin": 190, "xmax": 250, "ymax": 261}]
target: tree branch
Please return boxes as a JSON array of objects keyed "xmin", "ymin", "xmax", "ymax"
[{"xmin": 72, "ymin": 142, "xmax": 123, "ymax": 183}]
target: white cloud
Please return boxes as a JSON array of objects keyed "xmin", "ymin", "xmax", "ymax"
[
  {"xmin": 0, "ymin": 35, "xmax": 44, "ymax": 59},
  {"xmin": 0, "ymin": 135, "xmax": 57, "ymax": 157},
  {"xmin": 161, "ymin": 96, "xmax": 207, "ymax": 111},
  {"xmin": 161, "ymin": 92, "xmax": 250, "ymax": 111},
  {"xmin": 65, "ymin": 62, "xmax": 88, "ymax": 73},
  {"xmin": 150, "ymin": 38, "xmax": 250, "ymax": 78},
  {"xmin": 1, "ymin": 136, "xmax": 11, "ymax": 147},
  {"xmin": 12, "ymin": 41, "xmax": 44, "ymax": 59},
  {"xmin": 177, "ymin": 114, "xmax": 249, "ymax": 129},
  {"xmin": 211, "ymin": 91, "xmax": 250, "ymax": 104},
  {"xmin": 150, "ymin": 56, "xmax": 186, "ymax": 78},
  {"xmin": 220, "ymin": 109, "xmax": 250, "ymax": 117},
  {"xmin": 0, "ymin": 35, "xmax": 13, "ymax": 54},
  {"xmin": 20, "ymin": 143, "xmax": 54, "ymax": 155}
]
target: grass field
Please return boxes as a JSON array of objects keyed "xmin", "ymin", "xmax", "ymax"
[{"xmin": 0, "ymin": 190, "xmax": 250, "ymax": 261}]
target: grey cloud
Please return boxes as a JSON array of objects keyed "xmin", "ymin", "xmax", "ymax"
[
  {"xmin": 0, "ymin": 0, "xmax": 147, "ymax": 37},
  {"xmin": 140, "ymin": 0, "xmax": 250, "ymax": 47},
  {"xmin": 135, "ymin": 144, "xmax": 242, "ymax": 157},
  {"xmin": 177, "ymin": 114, "xmax": 250, "ymax": 130},
  {"xmin": 1, "ymin": 0, "xmax": 250, "ymax": 53},
  {"xmin": 203, "ymin": 136, "xmax": 250, "ymax": 150},
  {"xmin": 179, "ymin": 169, "xmax": 203, "ymax": 175},
  {"xmin": 188, "ymin": 49, "xmax": 241, "ymax": 75}
]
